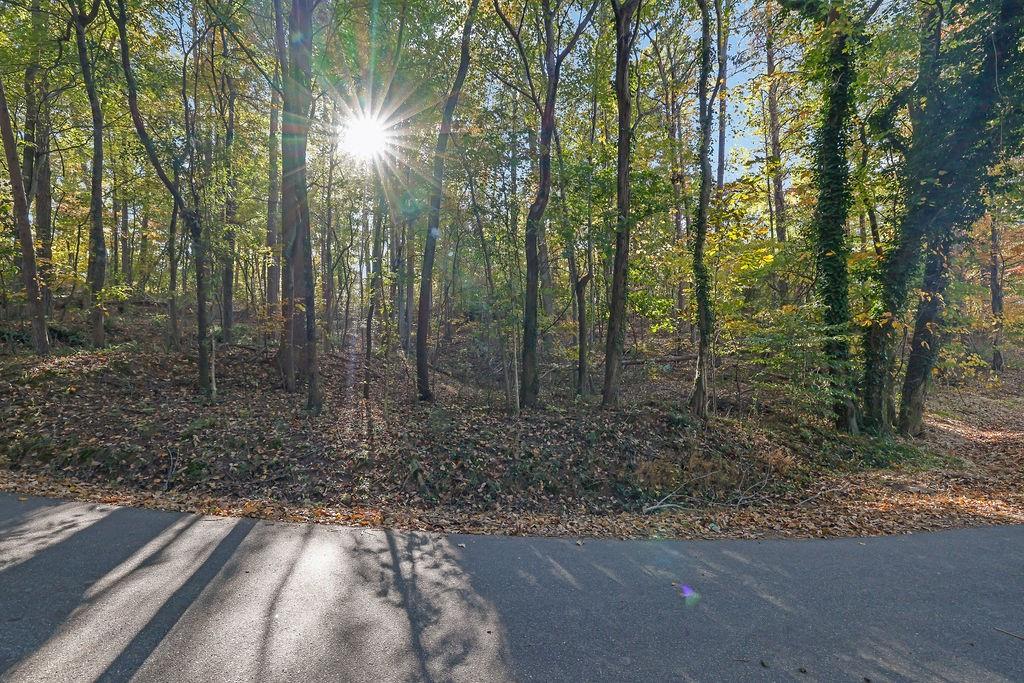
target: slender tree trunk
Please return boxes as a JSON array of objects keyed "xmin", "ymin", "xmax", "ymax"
[
  {"xmin": 766, "ymin": 2, "xmax": 786, "ymax": 242},
  {"xmin": 21, "ymin": 1, "xmax": 40, "ymax": 204},
  {"xmin": 0, "ymin": 80, "xmax": 49, "ymax": 354},
  {"xmin": 415, "ymin": 0, "xmax": 479, "ymax": 400},
  {"xmin": 267, "ymin": 65, "xmax": 282, "ymax": 315},
  {"xmin": 689, "ymin": 0, "xmax": 719, "ymax": 419},
  {"xmin": 111, "ymin": 167, "xmax": 120, "ymax": 281},
  {"xmin": 35, "ymin": 104, "xmax": 53, "ymax": 315},
  {"xmin": 716, "ymin": 1, "xmax": 729, "ymax": 192},
  {"xmin": 136, "ymin": 213, "xmax": 150, "ymax": 292},
  {"xmin": 188, "ymin": 209, "xmax": 212, "ymax": 390},
  {"xmin": 120, "ymin": 198, "xmax": 131, "ymax": 286},
  {"xmin": 521, "ymin": 103, "xmax": 552, "ymax": 408},
  {"xmin": 73, "ymin": 0, "xmax": 107, "ymax": 346},
  {"xmin": 221, "ymin": 36, "xmax": 237, "ymax": 345},
  {"xmin": 856, "ymin": 123, "xmax": 882, "ymax": 256},
  {"xmin": 365, "ymin": 185, "xmax": 384, "ymax": 400},
  {"xmin": 401, "ymin": 217, "xmax": 414, "ymax": 351},
  {"xmin": 109, "ymin": 0, "xmax": 210, "ymax": 389},
  {"xmin": 322, "ymin": 102, "xmax": 339, "ymax": 349},
  {"xmin": 602, "ymin": 0, "xmax": 642, "ymax": 407},
  {"xmin": 24, "ymin": 0, "xmax": 50, "ymax": 313},
  {"xmin": 168, "ymin": 188, "xmax": 180, "ymax": 347},
  {"xmin": 990, "ymin": 215, "xmax": 1005, "ymax": 372}
]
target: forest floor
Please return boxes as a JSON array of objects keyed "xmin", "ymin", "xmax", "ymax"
[{"xmin": 1, "ymin": 309, "xmax": 1022, "ymax": 540}]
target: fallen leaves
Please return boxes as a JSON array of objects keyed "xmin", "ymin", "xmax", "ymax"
[{"xmin": 1, "ymin": 313, "xmax": 1022, "ymax": 541}]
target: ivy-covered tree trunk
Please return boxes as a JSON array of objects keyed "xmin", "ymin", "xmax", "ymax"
[
  {"xmin": 689, "ymin": 0, "xmax": 718, "ymax": 419},
  {"xmin": 861, "ymin": 5, "xmax": 941, "ymax": 433},
  {"xmin": 808, "ymin": 18, "xmax": 858, "ymax": 434}
]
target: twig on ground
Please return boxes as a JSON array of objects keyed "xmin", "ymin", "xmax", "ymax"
[
  {"xmin": 796, "ymin": 487, "xmax": 843, "ymax": 506},
  {"xmin": 994, "ymin": 627, "xmax": 1024, "ymax": 642},
  {"xmin": 643, "ymin": 471, "xmax": 717, "ymax": 513}
]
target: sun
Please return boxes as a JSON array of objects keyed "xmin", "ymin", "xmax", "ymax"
[{"xmin": 341, "ymin": 115, "xmax": 392, "ymax": 160}]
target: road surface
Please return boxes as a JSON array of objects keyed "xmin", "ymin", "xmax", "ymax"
[{"xmin": 0, "ymin": 493, "xmax": 1021, "ymax": 681}]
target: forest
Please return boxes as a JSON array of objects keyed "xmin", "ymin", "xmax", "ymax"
[{"xmin": 0, "ymin": 0, "xmax": 1022, "ymax": 538}]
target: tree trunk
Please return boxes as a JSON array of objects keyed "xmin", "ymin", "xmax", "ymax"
[
  {"xmin": 35, "ymin": 104, "xmax": 53, "ymax": 315},
  {"xmin": 73, "ymin": 0, "xmax": 107, "ymax": 347},
  {"xmin": 109, "ymin": 0, "xmax": 210, "ymax": 390},
  {"xmin": 716, "ymin": 1, "xmax": 729, "ymax": 192},
  {"xmin": 168, "ymin": 188, "xmax": 180, "ymax": 347},
  {"xmin": 689, "ymin": 0, "xmax": 719, "ymax": 419},
  {"xmin": 897, "ymin": 234, "xmax": 953, "ymax": 436},
  {"xmin": 221, "ymin": 34, "xmax": 237, "ymax": 345},
  {"xmin": 862, "ymin": 0, "xmax": 1017, "ymax": 431},
  {"xmin": 322, "ymin": 102, "xmax": 339, "ymax": 349},
  {"xmin": 990, "ymin": 215, "xmax": 1005, "ymax": 372},
  {"xmin": 494, "ymin": 0, "xmax": 597, "ymax": 407},
  {"xmin": 188, "ymin": 209, "xmax": 212, "ymax": 390},
  {"xmin": 808, "ymin": 16, "xmax": 858, "ymax": 434},
  {"xmin": 278, "ymin": 0, "xmax": 302, "ymax": 393},
  {"xmin": 401, "ymin": 216, "xmax": 414, "ymax": 352},
  {"xmin": 266, "ymin": 65, "xmax": 282, "ymax": 315},
  {"xmin": 280, "ymin": 0, "xmax": 319, "ymax": 411},
  {"xmin": 415, "ymin": 0, "xmax": 479, "ymax": 400},
  {"xmin": 365, "ymin": 185, "xmax": 384, "ymax": 400},
  {"xmin": 121, "ymin": 198, "xmax": 131, "ymax": 286},
  {"xmin": 0, "ymin": 79, "xmax": 49, "ymax": 355},
  {"xmin": 766, "ymin": 2, "xmax": 786, "ymax": 242},
  {"xmin": 602, "ymin": 0, "xmax": 642, "ymax": 407}
]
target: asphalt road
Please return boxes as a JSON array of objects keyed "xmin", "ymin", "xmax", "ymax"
[{"xmin": 0, "ymin": 493, "xmax": 1021, "ymax": 682}]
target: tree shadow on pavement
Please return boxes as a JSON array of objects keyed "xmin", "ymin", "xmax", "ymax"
[
  {"xmin": 2, "ymin": 496, "xmax": 1021, "ymax": 682},
  {"xmin": 94, "ymin": 517, "xmax": 254, "ymax": 682},
  {"xmin": 0, "ymin": 505, "xmax": 178, "ymax": 676}
]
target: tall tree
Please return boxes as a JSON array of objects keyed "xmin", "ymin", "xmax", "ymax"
[
  {"xmin": 70, "ymin": 0, "xmax": 107, "ymax": 346},
  {"xmin": 281, "ymin": 0, "xmax": 320, "ymax": 411},
  {"xmin": 989, "ymin": 214, "xmax": 1005, "ymax": 372},
  {"xmin": 108, "ymin": 0, "xmax": 212, "ymax": 391},
  {"xmin": 416, "ymin": 0, "xmax": 481, "ymax": 401},
  {"xmin": 267, "ymin": 64, "xmax": 282, "ymax": 316},
  {"xmin": 894, "ymin": 0, "xmax": 1023, "ymax": 435},
  {"xmin": 863, "ymin": 0, "xmax": 1022, "ymax": 432},
  {"xmin": 602, "ymin": 0, "xmax": 643, "ymax": 407},
  {"xmin": 689, "ymin": 0, "xmax": 723, "ymax": 418},
  {"xmin": 494, "ymin": 0, "xmax": 599, "ymax": 408},
  {"xmin": 765, "ymin": 0, "xmax": 787, "ymax": 242},
  {"xmin": 782, "ymin": 0, "xmax": 883, "ymax": 433},
  {"xmin": 0, "ymin": 79, "xmax": 49, "ymax": 355}
]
